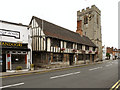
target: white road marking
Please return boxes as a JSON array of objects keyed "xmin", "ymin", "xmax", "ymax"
[
  {"xmin": 50, "ymin": 72, "xmax": 80, "ymax": 79},
  {"xmin": 89, "ymin": 67, "xmax": 102, "ymax": 71},
  {"xmin": 0, "ymin": 82, "xmax": 24, "ymax": 89},
  {"xmin": 106, "ymin": 64, "xmax": 112, "ymax": 67}
]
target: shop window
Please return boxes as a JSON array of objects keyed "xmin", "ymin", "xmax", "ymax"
[
  {"xmin": 86, "ymin": 54, "xmax": 90, "ymax": 60},
  {"xmin": 11, "ymin": 54, "xmax": 25, "ymax": 64},
  {"xmin": 78, "ymin": 54, "xmax": 83, "ymax": 60},
  {"xmin": 53, "ymin": 54, "xmax": 63, "ymax": 62}
]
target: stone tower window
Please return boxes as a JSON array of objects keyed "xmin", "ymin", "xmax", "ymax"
[{"xmin": 84, "ymin": 15, "xmax": 88, "ymax": 24}]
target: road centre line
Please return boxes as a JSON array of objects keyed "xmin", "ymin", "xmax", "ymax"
[
  {"xmin": 105, "ymin": 64, "xmax": 112, "ymax": 67},
  {"xmin": 50, "ymin": 72, "xmax": 80, "ymax": 79},
  {"xmin": 0, "ymin": 82, "xmax": 24, "ymax": 89},
  {"xmin": 89, "ymin": 67, "xmax": 102, "ymax": 71}
]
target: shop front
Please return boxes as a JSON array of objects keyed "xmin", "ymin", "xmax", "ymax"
[
  {"xmin": 2, "ymin": 42, "xmax": 31, "ymax": 72},
  {"xmin": 0, "ymin": 20, "xmax": 32, "ymax": 72}
]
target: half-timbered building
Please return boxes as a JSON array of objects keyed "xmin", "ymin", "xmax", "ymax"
[{"xmin": 29, "ymin": 16, "xmax": 98, "ymax": 68}]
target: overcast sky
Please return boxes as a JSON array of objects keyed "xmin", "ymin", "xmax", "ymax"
[{"xmin": 0, "ymin": 0, "xmax": 119, "ymax": 48}]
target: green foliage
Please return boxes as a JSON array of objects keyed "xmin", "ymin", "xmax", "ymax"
[
  {"xmin": 106, "ymin": 53, "xmax": 111, "ymax": 59},
  {"xmin": 16, "ymin": 66, "xmax": 22, "ymax": 70},
  {"xmin": 30, "ymin": 64, "xmax": 34, "ymax": 68},
  {"xmin": 106, "ymin": 53, "xmax": 110, "ymax": 57}
]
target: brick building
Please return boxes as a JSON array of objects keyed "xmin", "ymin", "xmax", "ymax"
[
  {"xmin": 106, "ymin": 47, "xmax": 119, "ymax": 59},
  {"xmin": 106, "ymin": 47, "xmax": 113, "ymax": 54}
]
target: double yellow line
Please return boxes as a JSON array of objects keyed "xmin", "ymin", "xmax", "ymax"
[{"xmin": 110, "ymin": 80, "xmax": 120, "ymax": 90}]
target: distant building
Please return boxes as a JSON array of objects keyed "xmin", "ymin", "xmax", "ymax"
[
  {"xmin": 113, "ymin": 48, "xmax": 119, "ymax": 59},
  {"xmin": 0, "ymin": 20, "xmax": 32, "ymax": 72},
  {"xmin": 106, "ymin": 47, "xmax": 113, "ymax": 59},
  {"xmin": 106, "ymin": 47, "xmax": 119, "ymax": 60},
  {"xmin": 77, "ymin": 5, "xmax": 102, "ymax": 60},
  {"xmin": 29, "ymin": 16, "xmax": 98, "ymax": 69}
]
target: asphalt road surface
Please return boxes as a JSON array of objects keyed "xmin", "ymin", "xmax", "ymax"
[{"xmin": 1, "ymin": 60, "xmax": 119, "ymax": 89}]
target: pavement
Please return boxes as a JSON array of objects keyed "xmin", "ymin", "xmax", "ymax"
[
  {"xmin": 0, "ymin": 60, "xmax": 108, "ymax": 77},
  {"xmin": 1, "ymin": 59, "xmax": 119, "ymax": 89}
]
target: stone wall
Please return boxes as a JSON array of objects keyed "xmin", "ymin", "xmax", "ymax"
[{"xmin": 77, "ymin": 5, "xmax": 102, "ymax": 60}]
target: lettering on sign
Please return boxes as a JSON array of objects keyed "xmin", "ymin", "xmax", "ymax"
[
  {"xmin": 0, "ymin": 29, "xmax": 20, "ymax": 39},
  {"xmin": 0, "ymin": 42, "xmax": 22, "ymax": 47}
]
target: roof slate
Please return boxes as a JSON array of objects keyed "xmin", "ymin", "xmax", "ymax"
[{"xmin": 32, "ymin": 16, "xmax": 96, "ymax": 47}]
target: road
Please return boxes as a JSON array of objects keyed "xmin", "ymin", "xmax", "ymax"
[{"xmin": 1, "ymin": 59, "xmax": 119, "ymax": 89}]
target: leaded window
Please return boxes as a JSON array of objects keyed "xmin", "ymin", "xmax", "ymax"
[
  {"xmin": 77, "ymin": 44, "xmax": 82, "ymax": 50},
  {"xmin": 51, "ymin": 38, "xmax": 60, "ymax": 47},
  {"xmin": 66, "ymin": 42, "xmax": 73, "ymax": 49},
  {"xmin": 85, "ymin": 45, "xmax": 89, "ymax": 50}
]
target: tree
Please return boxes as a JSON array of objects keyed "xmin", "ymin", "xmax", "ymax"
[{"xmin": 106, "ymin": 53, "xmax": 111, "ymax": 59}]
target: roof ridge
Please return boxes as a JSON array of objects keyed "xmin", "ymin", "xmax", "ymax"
[
  {"xmin": 0, "ymin": 20, "xmax": 28, "ymax": 27},
  {"xmin": 32, "ymin": 16, "xmax": 96, "ymax": 47},
  {"xmin": 33, "ymin": 16, "xmax": 79, "ymax": 35}
]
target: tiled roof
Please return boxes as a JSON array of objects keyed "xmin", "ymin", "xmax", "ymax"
[{"xmin": 32, "ymin": 16, "xmax": 96, "ymax": 47}]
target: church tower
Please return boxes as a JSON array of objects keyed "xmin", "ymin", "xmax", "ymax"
[{"xmin": 77, "ymin": 5, "xmax": 102, "ymax": 60}]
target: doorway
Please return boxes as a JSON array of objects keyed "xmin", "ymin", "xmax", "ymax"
[
  {"xmin": 92, "ymin": 55, "xmax": 94, "ymax": 62},
  {"xmin": 69, "ymin": 54, "xmax": 73, "ymax": 65},
  {"xmin": 2, "ymin": 54, "xmax": 6, "ymax": 72}
]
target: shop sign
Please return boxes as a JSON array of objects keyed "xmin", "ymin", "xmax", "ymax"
[
  {"xmin": 0, "ymin": 29, "xmax": 20, "ymax": 39},
  {"xmin": 0, "ymin": 42, "xmax": 22, "ymax": 47}
]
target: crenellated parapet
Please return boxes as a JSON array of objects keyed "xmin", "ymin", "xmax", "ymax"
[{"xmin": 77, "ymin": 5, "xmax": 101, "ymax": 17}]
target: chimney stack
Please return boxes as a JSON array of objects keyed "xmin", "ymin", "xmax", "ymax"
[{"xmin": 76, "ymin": 20, "xmax": 83, "ymax": 36}]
